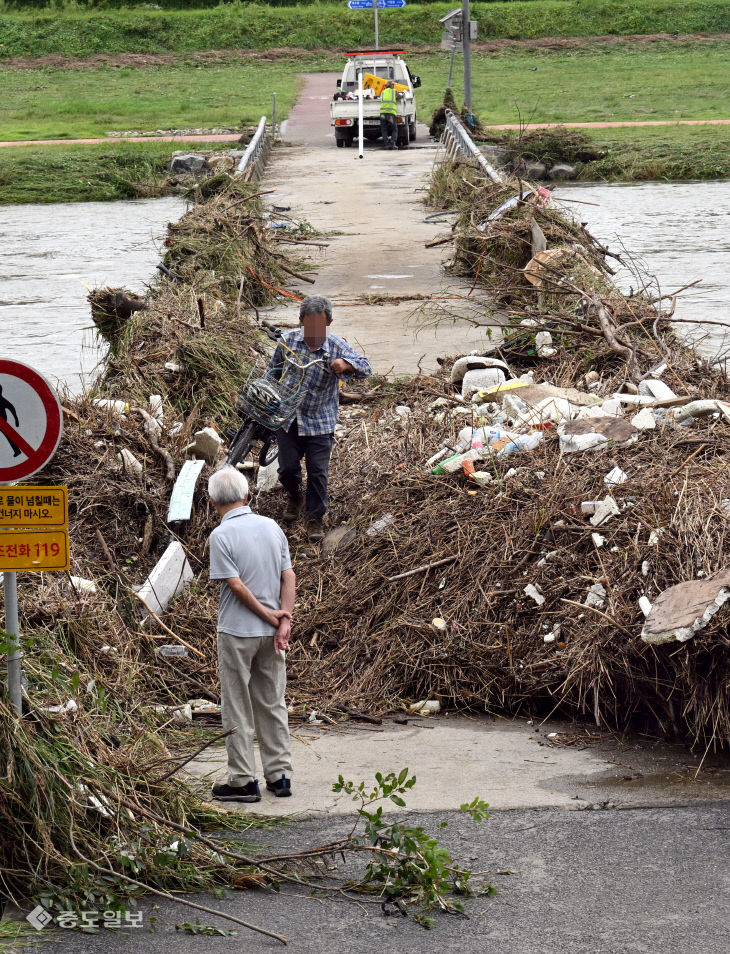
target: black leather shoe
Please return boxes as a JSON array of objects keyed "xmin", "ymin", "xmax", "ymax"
[
  {"xmin": 211, "ymin": 779, "xmax": 261, "ymax": 802},
  {"xmin": 266, "ymin": 775, "xmax": 292, "ymax": 797}
]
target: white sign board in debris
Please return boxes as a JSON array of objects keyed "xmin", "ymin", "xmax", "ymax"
[{"xmin": 137, "ymin": 540, "xmax": 195, "ymax": 620}]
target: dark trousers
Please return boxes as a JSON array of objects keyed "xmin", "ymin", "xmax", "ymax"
[
  {"xmin": 380, "ymin": 114, "xmax": 396, "ymax": 147},
  {"xmin": 276, "ymin": 420, "xmax": 334, "ymax": 519}
]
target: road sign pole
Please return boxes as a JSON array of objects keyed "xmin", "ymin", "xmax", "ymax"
[
  {"xmin": 374, "ymin": 3, "xmax": 379, "ymax": 48},
  {"xmin": 462, "ymin": 0, "xmax": 472, "ymax": 112},
  {"xmin": 3, "ymin": 571, "xmax": 21, "ymax": 717},
  {"xmin": 448, "ymin": 47, "xmax": 455, "ymax": 87},
  {"xmin": 358, "ymin": 69, "xmax": 365, "ymax": 158}
]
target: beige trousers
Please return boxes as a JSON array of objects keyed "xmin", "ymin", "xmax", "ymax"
[{"xmin": 217, "ymin": 632, "xmax": 292, "ymax": 787}]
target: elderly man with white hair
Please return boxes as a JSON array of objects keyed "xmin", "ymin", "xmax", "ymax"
[{"xmin": 208, "ymin": 465, "xmax": 296, "ymax": 802}]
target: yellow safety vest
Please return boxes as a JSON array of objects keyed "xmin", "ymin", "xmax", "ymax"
[{"xmin": 380, "ymin": 87, "xmax": 398, "ymax": 116}]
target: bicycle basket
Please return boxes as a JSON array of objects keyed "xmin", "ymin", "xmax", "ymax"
[{"xmin": 237, "ymin": 361, "xmax": 306, "ymax": 430}]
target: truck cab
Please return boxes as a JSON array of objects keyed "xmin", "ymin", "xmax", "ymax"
[{"xmin": 330, "ymin": 50, "xmax": 421, "ymax": 149}]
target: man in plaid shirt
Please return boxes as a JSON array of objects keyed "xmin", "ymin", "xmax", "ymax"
[{"xmin": 268, "ymin": 295, "xmax": 371, "ymax": 542}]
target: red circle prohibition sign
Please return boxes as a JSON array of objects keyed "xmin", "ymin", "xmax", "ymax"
[{"xmin": 0, "ymin": 359, "xmax": 63, "ymax": 483}]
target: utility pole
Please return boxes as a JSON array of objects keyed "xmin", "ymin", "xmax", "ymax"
[{"xmin": 461, "ymin": 0, "xmax": 472, "ymax": 113}]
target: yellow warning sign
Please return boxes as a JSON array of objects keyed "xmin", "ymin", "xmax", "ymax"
[
  {"xmin": 0, "ymin": 529, "xmax": 70, "ymax": 571},
  {"xmin": 0, "ymin": 486, "xmax": 68, "ymax": 529}
]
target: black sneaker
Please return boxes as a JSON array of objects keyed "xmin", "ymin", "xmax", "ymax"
[
  {"xmin": 211, "ymin": 779, "xmax": 261, "ymax": 803},
  {"xmin": 266, "ymin": 775, "xmax": 292, "ymax": 797}
]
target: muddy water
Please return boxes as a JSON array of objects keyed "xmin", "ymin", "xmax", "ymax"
[
  {"xmin": 556, "ymin": 180, "xmax": 730, "ymax": 361},
  {"xmin": 0, "ymin": 196, "xmax": 185, "ymax": 392}
]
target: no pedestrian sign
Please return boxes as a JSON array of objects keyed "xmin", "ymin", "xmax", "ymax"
[{"xmin": 0, "ymin": 359, "xmax": 64, "ymax": 483}]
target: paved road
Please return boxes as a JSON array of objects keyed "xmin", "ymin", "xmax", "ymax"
[{"xmin": 15, "ymin": 803, "xmax": 730, "ymax": 954}]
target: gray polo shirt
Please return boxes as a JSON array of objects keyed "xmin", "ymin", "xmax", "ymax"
[{"xmin": 209, "ymin": 505, "xmax": 292, "ymax": 637}]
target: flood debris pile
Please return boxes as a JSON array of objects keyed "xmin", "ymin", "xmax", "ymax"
[{"xmin": 90, "ymin": 179, "xmax": 306, "ymax": 421}]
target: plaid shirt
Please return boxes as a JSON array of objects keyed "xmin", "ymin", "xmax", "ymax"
[{"xmin": 267, "ymin": 328, "xmax": 372, "ymax": 436}]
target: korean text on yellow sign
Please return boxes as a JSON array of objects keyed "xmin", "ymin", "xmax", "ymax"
[
  {"xmin": 0, "ymin": 486, "xmax": 68, "ymax": 529},
  {"xmin": 0, "ymin": 529, "xmax": 70, "ymax": 571}
]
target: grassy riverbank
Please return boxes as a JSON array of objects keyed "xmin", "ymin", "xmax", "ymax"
[
  {"xmin": 2, "ymin": 1, "xmax": 730, "ymax": 58},
  {"xmin": 1, "ymin": 43, "xmax": 727, "ymax": 141},
  {"xmin": 0, "ymin": 141, "xmax": 197, "ymax": 203}
]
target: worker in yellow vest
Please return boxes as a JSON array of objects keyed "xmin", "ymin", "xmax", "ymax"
[{"xmin": 379, "ymin": 80, "xmax": 399, "ymax": 150}]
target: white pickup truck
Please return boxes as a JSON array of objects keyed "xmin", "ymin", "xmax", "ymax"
[{"xmin": 330, "ymin": 50, "xmax": 421, "ymax": 149}]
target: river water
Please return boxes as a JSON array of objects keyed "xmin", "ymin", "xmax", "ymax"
[
  {"xmin": 0, "ymin": 196, "xmax": 186, "ymax": 392},
  {"xmin": 556, "ymin": 180, "xmax": 730, "ymax": 361},
  {"xmin": 1, "ymin": 183, "xmax": 728, "ymax": 387}
]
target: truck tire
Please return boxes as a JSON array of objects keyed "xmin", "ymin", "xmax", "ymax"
[
  {"xmin": 409, "ymin": 121, "xmax": 417, "ymax": 142},
  {"xmin": 397, "ymin": 127, "xmax": 409, "ymax": 149},
  {"xmin": 336, "ymin": 138, "xmax": 345, "ymax": 148}
]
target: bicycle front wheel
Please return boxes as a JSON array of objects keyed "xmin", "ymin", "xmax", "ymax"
[{"xmin": 226, "ymin": 421, "xmax": 257, "ymax": 467}]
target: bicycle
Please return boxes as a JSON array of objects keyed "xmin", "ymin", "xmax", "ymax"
[{"xmin": 225, "ymin": 326, "xmax": 324, "ymax": 469}]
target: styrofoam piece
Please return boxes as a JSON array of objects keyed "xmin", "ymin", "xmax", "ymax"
[
  {"xmin": 93, "ymin": 398, "xmax": 128, "ymax": 416},
  {"xmin": 535, "ymin": 331, "xmax": 556, "ymax": 357},
  {"xmin": 450, "ymin": 355, "xmax": 511, "ymax": 384},
  {"xmin": 612, "ymin": 393, "xmax": 656, "ymax": 406},
  {"xmin": 256, "ymin": 459, "xmax": 279, "ymax": 493},
  {"xmin": 137, "ymin": 541, "xmax": 195, "ymax": 620},
  {"xmin": 524, "ymin": 583, "xmax": 545, "ymax": 606},
  {"xmin": 461, "ymin": 367, "xmax": 506, "ymax": 399},
  {"xmin": 585, "ymin": 582, "xmax": 606, "ymax": 608},
  {"xmin": 591, "ymin": 532, "xmax": 605, "ymax": 548},
  {"xmin": 167, "ymin": 459, "xmax": 206, "ymax": 523},
  {"xmin": 631, "ymin": 407, "xmax": 657, "ymax": 430},
  {"xmin": 185, "ymin": 426, "xmax": 223, "ymax": 464},
  {"xmin": 598, "ymin": 399, "xmax": 623, "ymax": 417},
  {"xmin": 590, "ymin": 496, "xmax": 620, "ymax": 527},
  {"xmin": 604, "ymin": 467, "xmax": 628, "ymax": 487},
  {"xmin": 69, "ymin": 576, "xmax": 97, "ymax": 594},
  {"xmin": 638, "ymin": 379, "xmax": 677, "ymax": 401},
  {"xmin": 116, "ymin": 448, "xmax": 143, "ymax": 473},
  {"xmin": 639, "ymin": 596, "xmax": 653, "ymax": 618}
]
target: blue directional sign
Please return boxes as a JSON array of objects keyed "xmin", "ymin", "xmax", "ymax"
[{"xmin": 347, "ymin": 0, "xmax": 407, "ymax": 8}]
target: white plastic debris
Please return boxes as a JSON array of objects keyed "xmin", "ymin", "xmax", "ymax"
[
  {"xmin": 186, "ymin": 427, "xmax": 223, "ymax": 464},
  {"xmin": 537, "ymin": 550, "xmax": 557, "ymax": 567},
  {"xmin": 308, "ymin": 710, "xmax": 324, "ymax": 725},
  {"xmin": 547, "ymin": 732, "xmax": 558, "ymax": 740},
  {"xmin": 524, "ymin": 583, "xmax": 546, "ymax": 606},
  {"xmin": 431, "ymin": 617, "xmax": 447, "ymax": 634},
  {"xmin": 604, "ymin": 467, "xmax": 628, "ymax": 487},
  {"xmin": 642, "ymin": 560, "xmax": 651, "ymax": 576},
  {"xmin": 408, "ymin": 699, "xmax": 441, "ymax": 715},
  {"xmin": 581, "ymin": 501, "xmax": 600, "ymax": 515},
  {"xmin": 639, "ymin": 596, "xmax": 653, "ymax": 618},
  {"xmin": 599, "ymin": 399, "xmax": 624, "ymax": 417},
  {"xmin": 256, "ymin": 459, "xmax": 279, "ymax": 493},
  {"xmin": 116, "ymin": 448, "xmax": 143, "ymax": 474},
  {"xmin": 426, "ymin": 448, "xmax": 449, "ymax": 468},
  {"xmin": 471, "ymin": 472, "xmax": 494, "ymax": 487},
  {"xmin": 395, "ymin": 405, "xmax": 412, "ymax": 417},
  {"xmin": 638, "ymin": 379, "xmax": 677, "ymax": 402},
  {"xmin": 69, "ymin": 576, "xmax": 97, "ymax": 594},
  {"xmin": 367, "ymin": 513, "xmax": 395, "ymax": 536},
  {"xmin": 543, "ymin": 632, "xmax": 556, "ymax": 644},
  {"xmin": 672, "ymin": 400, "xmax": 730, "ymax": 424},
  {"xmin": 92, "ymin": 398, "xmax": 128, "ymax": 417},
  {"xmin": 559, "ymin": 431, "xmax": 608, "ymax": 453},
  {"xmin": 631, "ymin": 407, "xmax": 657, "ymax": 430},
  {"xmin": 591, "ymin": 532, "xmax": 605, "ymax": 549},
  {"xmin": 590, "ymin": 497, "xmax": 620, "ymax": 528},
  {"xmin": 148, "ymin": 394, "xmax": 164, "ymax": 420},
  {"xmin": 648, "ymin": 528, "xmax": 665, "ymax": 546},
  {"xmin": 43, "ymin": 699, "xmax": 79, "ymax": 715},
  {"xmin": 164, "ymin": 361, "xmax": 182, "ymax": 373},
  {"xmin": 450, "ymin": 355, "xmax": 511, "ymax": 385},
  {"xmin": 585, "ymin": 582, "xmax": 606, "ymax": 609},
  {"xmin": 535, "ymin": 331, "xmax": 557, "ymax": 358},
  {"xmin": 461, "ymin": 367, "xmax": 506, "ymax": 399}
]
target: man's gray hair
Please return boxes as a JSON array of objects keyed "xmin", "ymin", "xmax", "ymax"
[
  {"xmin": 299, "ymin": 295, "xmax": 332, "ymax": 324},
  {"xmin": 208, "ymin": 466, "xmax": 249, "ymax": 505}
]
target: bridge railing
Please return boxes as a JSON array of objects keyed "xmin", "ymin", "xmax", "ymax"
[
  {"xmin": 440, "ymin": 109, "xmax": 503, "ymax": 185},
  {"xmin": 236, "ymin": 116, "xmax": 270, "ymax": 181}
]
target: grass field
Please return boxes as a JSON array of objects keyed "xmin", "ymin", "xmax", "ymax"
[
  {"xmin": 1, "ymin": 43, "xmax": 728, "ymax": 141},
  {"xmin": 0, "ymin": 0, "xmax": 729, "ymax": 59}
]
